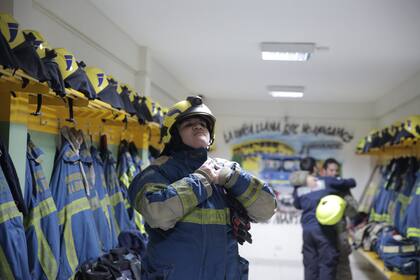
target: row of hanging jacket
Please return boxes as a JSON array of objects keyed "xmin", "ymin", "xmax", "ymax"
[
  {"xmin": 0, "ymin": 129, "xmax": 147, "ymax": 280},
  {"xmin": 0, "ymin": 13, "xmax": 166, "ymax": 126},
  {"xmin": 353, "ymin": 157, "xmax": 420, "ymax": 275}
]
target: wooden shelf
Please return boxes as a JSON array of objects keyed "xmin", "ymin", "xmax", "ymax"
[{"xmin": 356, "ymin": 249, "xmax": 417, "ymax": 280}]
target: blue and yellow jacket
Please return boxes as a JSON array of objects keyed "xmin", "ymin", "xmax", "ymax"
[
  {"xmin": 291, "ymin": 174, "xmax": 356, "ymax": 229},
  {"xmin": 24, "ymin": 136, "xmax": 60, "ymax": 280},
  {"xmin": 49, "ymin": 127, "xmax": 102, "ymax": 279},
  {"xmin": 128, "ymin": 148, "xmax": 276, "ymax": 280}
]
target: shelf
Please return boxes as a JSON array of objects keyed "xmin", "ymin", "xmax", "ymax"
[
  {"xmin": 356, "ymin": 249, "xmax": 417, "ymax": 280},
  {"xmin": 0, "ymin": 67, "xmax": 159, "ymax": 148}
]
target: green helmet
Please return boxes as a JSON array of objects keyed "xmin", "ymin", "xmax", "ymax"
[
  {"xmin": 316, "ymin": 195, "xmax": 346, "ymax": 225},
  {"xmin": 161, "ymin": 96, "xmax": 216, "ymax": 146}
]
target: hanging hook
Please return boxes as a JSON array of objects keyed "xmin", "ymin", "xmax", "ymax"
[
  {"xmin": 31, "ymin": 94, "xmax": 43, "ymax": 116},
  {"xmin": 66, "ymin": 98, "xmax": 76, "ymax": 124}
]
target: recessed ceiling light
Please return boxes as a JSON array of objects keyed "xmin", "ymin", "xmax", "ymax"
[
  {"xmin": 268, "ymin": 86, "xmax": 304, "ymax": 98},
  {"xmin": 261, "ymin": 42, "xmax": 316, "ymax": 61}
]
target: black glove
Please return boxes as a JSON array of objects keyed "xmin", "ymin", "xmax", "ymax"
[{"xmin": 227, "ymin": 194, "xmax": 252, "ymax": 245}]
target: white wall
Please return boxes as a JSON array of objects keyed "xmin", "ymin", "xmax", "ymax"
[
  {"xmin": 375, "ymin": 69, "xmax": 420, "ymax": 126},
  {"xmin": 209, "ymin": 99, "xmax": 377, "ymax": 200},
  {"xmin": 9, "ymin": 0, "xmax": 189, "ymax": 102}
]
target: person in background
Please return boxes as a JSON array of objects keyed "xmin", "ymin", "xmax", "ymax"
[
  {"xmin": 323, "ymin": 158, "xmax": 358, "ymax": 280},
  {"xmin": 128, "ymin": 96, "xmax": 276, "ymax": 280},
  {"xmin": 290, "ymin": 157, "xmax": 356, "ymax": 280}
]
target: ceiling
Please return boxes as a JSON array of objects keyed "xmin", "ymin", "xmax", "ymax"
[{"xmin": 89, "ymin": 0, "xmax": 420, "ymax": 103}]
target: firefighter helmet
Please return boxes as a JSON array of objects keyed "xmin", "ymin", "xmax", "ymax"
[
  {"xmin": 0, "ymin": 13, "xmax": 25, "ymax": 49},
  {"xmin": 54, "ymin": 48, "xmax": 79, "ymax": 80},
  {"xmin": 316, "ymin": 195, "xmax": 346, "ymax": 225},
  {"xmin": 22, "ymin": 29, "xmax": 51, "ymax": 58},
  {"xmin": 85, "ymin": 66, "xmax": 109, "ymax": 94},
  {"xmin": 161, "ymin": 96, "xmax": 216, "ymax": 146},
  {"xmin": 400, "ymin": 115, "xmax": 420, "ymax": 146}
]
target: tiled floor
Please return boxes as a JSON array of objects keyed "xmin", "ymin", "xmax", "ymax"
[{"xmin": 239, "ymin": 223, "xmax": 387, "ymax": 280}]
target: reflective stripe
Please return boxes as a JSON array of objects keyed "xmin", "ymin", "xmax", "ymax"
[
  {"xmin": 381, "ymin": 245, "xmax": 399, "ymax": 253},
  {"xmin": 33, "ymin": 223, "xmax": 58, "ymax": 280},
  {"xmin": 180, "ymin": 208, "xmax": 230, "ymax": 225},
  {"xmin": 237, "ymin": 177, "xmax": 262, "ymax": 208},
  {"xmin": 397, "ymin": 194, "xmax": 409, "ymax": 206},
  {"xmin": 407, "ymin": 227, "xmax": 420, "ymax": 238},
  {"xmin": 370, "ymin": 210, "xmax": 390, "ymax": 223},
  {"xmin": 25, "ymin": 197, "xmax": 57, "ymax": 226},
  {"xmin": 173, "ymin": 179, "xmax": 199, "ymax": 212},
  {"xmin": 416, "ymin": 186, "xmax": 420, "ymax": 195},
  {"xmin": 0, "ymin": 201, "xmax": 22, "ymax": 224},
  {"xmin": 64, "ymin": 219, "xmax": 78, "ymax": 275},
  {"xmin": 401, "ymin": 245, "xmax": 417, "ymax": 253},
  {"xmin": 88, "ymin": 195, "xmax": 101, "ymax": 211},
  {"xmin": 24, "ymin": 197, "xmax": 59, "ymax": 279},
  {"xmin": 120, "ymin": 173, "xmax": 129, "ymax": 188},
  {"xmin": 110, "ymin": 207, "xmax": 120, "ymax": 235},
  {"xmin": 99, "ymin": 196, "xmax": 112, "ymax": 232},
  {"xmin": 0, "ymin": 245, "xmax": 14, "ymax": 280},
  {"xmin": 58, "ymin": 197, "xmax": 91, "ymax": 225},
  {"xmin": 58, "ymin": 197, "xmax": 92, "ymax": 276},
  {"xmin": 109, "ymin": 192, "xmax": 125, "ymax": 207},
  {"xmin": 381, "ymin": 244, "xmax": 417, "ymax": 254}
]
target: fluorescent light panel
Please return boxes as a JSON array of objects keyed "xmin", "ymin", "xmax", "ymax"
[
  {"xmin": 268, "ymin": 86, "xmax": 304, "ymax": 98},
  {"xmin": 261, "ymin": 42, "xmax": 315, "ymax": 61}
]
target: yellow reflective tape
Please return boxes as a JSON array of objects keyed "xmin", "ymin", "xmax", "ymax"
[
  {"xmin": 57, "ymin": 197, "xmax": 91, "ymax": 225},
  {"xmin": 173, "ymin": 179, "xmax": 198, "ymax": 213},
  {"xmin": 0, "ymin": 245, "xmax": 14, "ymax": 280},
  {"xmin": 0, "ymin": 201, "xmax": 22, "ymax": 224},
  {"xmin": 180, "ymin": 208, "xmax": 230, "ymax": 225},
  {"xmin": 237, "ymin": 177, "xmax": 263, "ymax": 208},
  {"xmin": 28, "ymin": 197, "xmax": 57, "ymax": 222},
  {"xmin": 88, "ymin": 195, "xmax": 101, "ymax": 211},
  {"xmin": 65, "ymin": 172, "xmax": 83, "ymax": 184},
  {"xmin": 381, "ymin": 245, "xmax": 399, "ymax": 253},
  {"xmin": 407, "ymin": 227, "xmax": 420, "ymax": 238},
  {"xmin": 416, "ymin": 186, "xmax": 420, "ymax": 195},
  {"xmin": 128, "ymin": 165, "xmax": 136, "ymax": 181},
  {"xmin": 57, "ymin": 197, "xmax": 92, "ymax": 276},
  {"xmin": 120, "ymin": 173, "xmax": 129, "ymax": 188},
  {"xmin": 109, "ymin": 192, "xmax": 125, "ymax": 207},
  {"xmin": 401, "ymin": 245, "xmax": 416, "ymax": 253},
  {"xmin": 63, "ymin": 219, "xmax": 78, "ymax": 276},
  {"xmin": 397, "ymin": 194, "xmax": 409, "ymax": 206},
  {"xmin": 134, "ymin": 210, "xmax": 145, "ymax": 233},
  {"xmin": 109, "ymin": 206, "xmax": 121, "ymax": 235},
  {"xmin": 33, "ymin": 223, "xmax": 58, "ymax": 280},
  {"xmin": 99, "ymin": 196, "xmax": 112, "ymax": 232}
]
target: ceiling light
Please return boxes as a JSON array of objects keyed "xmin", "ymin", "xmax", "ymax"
[
  {"xmin": 268, "ymin": 86, "xmax": 304, "ymax": 98},
  {"xmin": 261, "ymin": 42, "xmax": 316, "ymax": 61}
]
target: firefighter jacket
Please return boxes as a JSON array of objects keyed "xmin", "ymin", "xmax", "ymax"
[
  {"xmin": 0, "ymin": 135, "xmax": 27, "ymax": 215},
  {"xmin": 80, "ymin": 141, "xmax": 118, "ymax": 252},
  {"xmin": 101, "ymin": 147, "xmax": 136, "ymax": 235},
  {"xmin": 24, "ymin": 136, "xmax": 60, "ymax": 280},
  {"xmin": 0, "ymin": 153, "xmax": 31, "ymax": 280},
  {"xmin": 49, "ymin": 127, "xmax": 102, "ymax": 279},
  {"xmin": 117, "ymin": 140, "xmax": 144, "ymax": 232},
  {"xmin": 406, "ymin": 169, "xmax": 420, "ymax": 241},
  {"xmin": 128, "ymin": 148, "xmax": 276, "ymax": 280},
  {"xmin": 90, "ymin": 146, "xmax": 119, "ymax": 250},
  {"xmin": 291, "ymin": 174, "xmax": 356, "ymax": 229},
  {"xmin": 392, "ymin": 158, "xmax": 417, "ymax": 234}
]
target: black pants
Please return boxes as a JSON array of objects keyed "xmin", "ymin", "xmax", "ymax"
[{"xmin": 302, "ymin": 226, "xmax": 339, "ymax": 280}]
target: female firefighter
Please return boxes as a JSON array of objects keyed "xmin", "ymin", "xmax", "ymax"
[{"xmin": 128, "ymin": 96, "xmax": 276, "ymax": 280}]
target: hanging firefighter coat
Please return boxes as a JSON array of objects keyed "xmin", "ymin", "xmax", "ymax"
[
  {"xmin": 24, "ymin": 135, "xmax": 60, "ymax": 280},
  {"xmin": 49, "ymin": 127, "xmax": 102, "ymax": 279}
]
